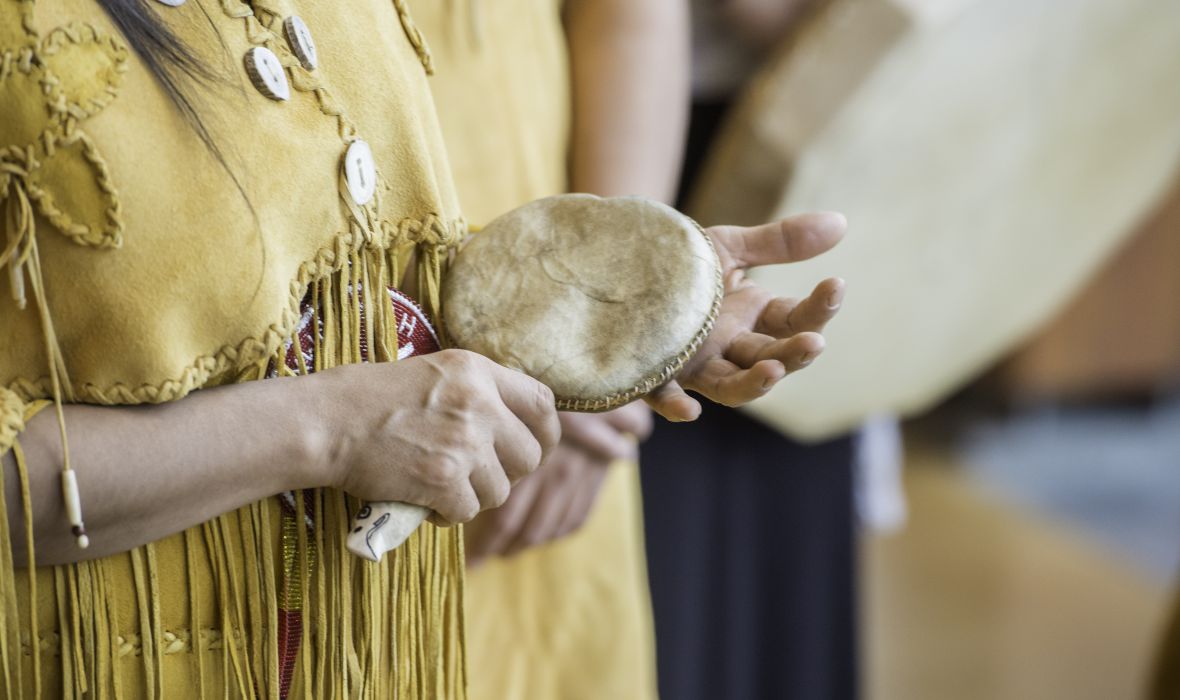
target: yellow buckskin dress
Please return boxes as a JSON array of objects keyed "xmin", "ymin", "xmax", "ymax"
[
  {"xmin": 409, "ymin": 3, "xmax": 659, "ymax": 699},
  {"xmin": 1, "ymin": 0, "xmax": 470, "ymax": 696}
]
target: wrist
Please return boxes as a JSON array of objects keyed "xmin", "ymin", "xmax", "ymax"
[{"xmin": 272, "ymin": 371, "xmax": 346, "ymax": 491}]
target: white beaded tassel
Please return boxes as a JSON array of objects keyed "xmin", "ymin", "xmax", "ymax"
[
  {"xmin": 8, "ymin": 262, "xmax": 26, "ymax": 310},
  {"xmin": 61, "ymin": 469, "xmax": 89, "ymax": 548}
]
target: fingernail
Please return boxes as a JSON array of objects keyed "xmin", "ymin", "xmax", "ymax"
[
  {"xmin": 827, "ymin": 282, "xmax": 845, "ymax": 309},
  {"xmin": 763, "ymin": 361, "xmax": 787, "ymax": 387},
  {"xmin": 799, "ymin": 352, "xmax": 818, "ymax": 366}
]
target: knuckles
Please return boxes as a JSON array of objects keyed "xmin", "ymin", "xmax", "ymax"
[
  {"xmin": 435, "ymin": 348, "xmax": 479, "ymax": 371},
  {"xmin": 488, "ymin": 477, "xmax": 511, "ymax": 509},
  {"xmin": 421, "ymin": 453, "xmax": 467, "ymax": 490},
  {"xmin": 521, "ymin": 443, "xmax": 546, "ymax": 476},
  {"xmin": 533, "ymin": 380, "xmax": 556, "ymax": 413},
  {"xmin": 454, "ymin": 499, "xmax": 481, "ymax": 524},
  {"xmin": 381, "ymin": 349, "xmax": 565, "ymax": 522},
  {"xmin": 438, "ymin": 491, "xmax": 481, "ymax": 525}
]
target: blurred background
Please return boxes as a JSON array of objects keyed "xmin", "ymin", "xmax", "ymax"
[
  {"xmin": 866, "ymin": 194, "xmax": 1180, "ymax": 698},
  {"xmin": 676, "ymin": 0, "xmax": 1180, "ymax": 697}
]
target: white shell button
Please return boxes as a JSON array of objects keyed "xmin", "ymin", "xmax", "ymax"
[
  {"xmin": 344, "ymin": 140, "xmax": 377, "ymax": 206},
  {"xmin": 244, "ymin": 46, "xmax": 290, "ymax": 101},
  {"xmin": 284, "ymin": 16, "xmax": 318, "ymax": 71}
]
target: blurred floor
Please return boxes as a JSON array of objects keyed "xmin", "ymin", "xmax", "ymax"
[
  {"xmin": 865, "ymin": 435, "xmax": 1173, "ymax": 700},
  {"xmin": 959, "ymin": 394, "xmax": 1180, "ymax": 581}
]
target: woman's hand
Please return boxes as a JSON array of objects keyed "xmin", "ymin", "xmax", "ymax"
[
  {"xmin": 316, "ymin": 349, "xmax": 562, "ymax": 525},
  {"xmin": 646, "ymin": 212, "xmax": 847, "ymax": 422},
  {"xmin": 3, "ymin": 348, "xmax": 559, "ymax": 566},
  {"xmin": 464, "ymin": 402, "xmax": 651, "ymax": 566}
]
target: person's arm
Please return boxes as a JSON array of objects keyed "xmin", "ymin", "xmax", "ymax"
[
  {"xmin": 721, "ymin": 0, "xmax": 818, "ymax": 50},
  {"xmin": 3, "ymin": 350, "xmax": 560, "ymax": 566},
  {"xmin": 3, "ymin": 376, "xmax": 321, "ymax": 566},
  {"xmin": 564, "ymin": 0, "xmax": 690, "ymax": 200}
]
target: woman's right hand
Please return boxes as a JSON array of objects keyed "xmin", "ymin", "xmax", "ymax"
[{"xmin": 312, "ymin": 349, "xmax": 562, "ymax": 525}]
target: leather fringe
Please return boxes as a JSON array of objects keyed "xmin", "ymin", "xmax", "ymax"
[{"xmin": 0, "ymin": 243, "xmax": 467, "ymax": 698}]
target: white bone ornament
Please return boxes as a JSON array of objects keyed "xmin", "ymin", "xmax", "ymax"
[{"xmin": 346, "ymin": 502, "xmax": 432, "ymax": 562}]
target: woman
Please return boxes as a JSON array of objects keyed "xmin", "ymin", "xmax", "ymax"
[
  {"xmin": 411, "ymin": 1, "xmax": 685, "ymax": 697},
  {"xmin": 0, "ymin": 0, "xmax": 844, "ymax": 696}
]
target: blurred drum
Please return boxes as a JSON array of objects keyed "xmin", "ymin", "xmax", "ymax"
[{"xmin": 689, "ymin": 0, "xmax": 1180, "ymax": 439}]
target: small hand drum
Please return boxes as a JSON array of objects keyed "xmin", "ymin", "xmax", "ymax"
[{"xmin": 347, "ymin": 194, "xmax": 723, "ymax": 561}]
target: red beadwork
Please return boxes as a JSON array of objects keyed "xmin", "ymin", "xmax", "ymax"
[{"xmin": 275, "ymin": 285, "xmax": 438, "ymax": 699}]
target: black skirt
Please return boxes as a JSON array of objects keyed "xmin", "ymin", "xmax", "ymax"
[
  {"xmin": 640, "ymin": 399, "xmax": 858, "ymax": 700},
  {"xmin": 641, "ymin": 97, "xmax": 860, "ymax": 700}
]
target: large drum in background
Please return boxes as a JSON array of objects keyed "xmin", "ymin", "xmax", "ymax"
[{"xmin": 690, "ymin": 0, "xmax": 1180, "ymax": 440}]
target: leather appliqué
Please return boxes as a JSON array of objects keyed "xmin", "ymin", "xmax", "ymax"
[
  {"xmin": 0, "ymin": 0, "xmax": 36, "ymax": 52},
  {"xmin": 0, "ymin": 20, "xmax": 128, "ymax": 248}
]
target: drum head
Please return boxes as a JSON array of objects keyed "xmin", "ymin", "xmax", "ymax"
[{"xmin": 443, "ymin": 194, "xmax": 723, "ymax": 411}]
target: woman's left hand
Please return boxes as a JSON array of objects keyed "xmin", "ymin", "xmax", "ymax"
[
  {"xmin": 464, "ymin": 403, "xmax": 652, "ymax": 566},
  {"xmin": 646, "ymin": 212, "xmax": 847, "ymax": 422}
]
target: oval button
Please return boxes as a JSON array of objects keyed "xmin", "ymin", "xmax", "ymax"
[
  {"xmin": 244, "ymin": 46, "xmax": 290, "ymax": 101},
  {"xmin": 155, "ymin": 0, "xmax": 186, "ymax": 6},
  {"xmin": 284, "ymin": 16, "xmax": 318, "ymax": 71},
  {"xmin": 344, "ymin": 140, "xmax": 377, "ymax": 206}
]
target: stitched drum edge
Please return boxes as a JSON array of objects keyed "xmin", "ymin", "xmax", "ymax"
[{"xmin": 554, "ymin": 217, "xmax": 724, "ymax": 413}]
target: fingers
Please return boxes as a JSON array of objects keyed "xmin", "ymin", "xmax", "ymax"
[
  {"xmin": 551, "ymin": 461, "xmax": 608, "ymax": 541},
  {"xmin": 427, "ymin": 479, "xmax": 481, "ymax": 526},
  {"xmin": 469, "ymin": 460, "xmax": 512, "ymax": 511},
  {"xmin": 723, "ymin": 330, "xmax": 826, "ymax": 371},
  {"xmin": 490, "ymin": 363, "xmax": 561, "ymax": 462},
  {"xmin": 465, "ymin": 472, "xmax": 541, "ymax": 567},
  {"xmin": 467, "ymin": 444, "xmax": 611, "ymax": 565},
  {"xmin": 493, "ymin": 419, "xmax": 545, "ymax": 483},
  {"xmin": 709, "ymin": 212, "xmax": 845, "ymax": 269},
  {"xmin": 601, "ymin": 402, "xmax": 654, "ymax": 442},
  {"xmin": 433, "ymin": 425, "xmax": 531, "ymax": 525},
  {"xmin": 502, "ymin": 490, "xmax": 568, "ymax": 557},
  {"xmin": 691, "ymin": 357, "xmax": 785, "ymax": 406},
  {"xmin": 755, "ymin": 277, "xmax": 845, "ymax": 338},
  {"xmin": 644, "ymin": 380, "xmax": 702, "ymax": 422},
  {"xmin": 558, "ymin": 412, "xmax": 638, "ymax": 463},
  {"xmin": 502, "ymin": 451, "xmax": 592, "ymax": 557}
]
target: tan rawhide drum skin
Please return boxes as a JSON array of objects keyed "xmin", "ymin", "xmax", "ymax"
[
  {"xmin": 348, "ymin": 194, "xmax": 723, "ymax": 562},
  {"xmin": 690, "ymin": 0, "xmax": 1180, "ymax": 440},
  {"xmin": 444, "ymin": 194, "xmax": 723, "ymax": 412}
]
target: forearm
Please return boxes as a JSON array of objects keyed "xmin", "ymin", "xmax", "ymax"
[
  {"xmin": 722, "ymin": 0, "xmax": 818, "ymax": 49},
  {"xmin": 2, "ymin": 374, "xmax": 330, "ymax": 566},
  {"xmin": 564, "ymin": 0, "xmax": 690, "ymax": 201}
]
